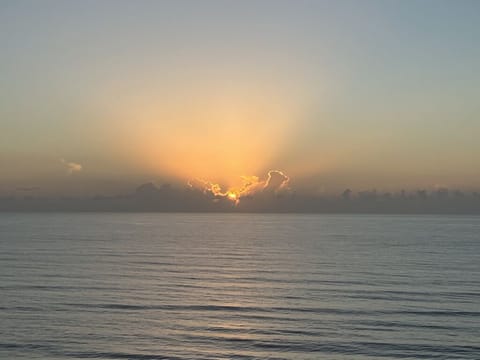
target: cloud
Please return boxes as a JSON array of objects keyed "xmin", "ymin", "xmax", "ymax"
[
  {"xmin": 263, "ymin": 170, "xmax": 290, "ymax": 192},
  {"xmin": 187, "ymin": 170, "xmax": 291, "ymax": 205},
  {"xmin": 15, "ymin": 186, "xmax": 40, "ymax": 192},
  {"xmin": 61, "ymin": 158, "xmax": 82, "ymax": 175}
]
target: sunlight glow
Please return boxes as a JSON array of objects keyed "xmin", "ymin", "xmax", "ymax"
[
  {"xmin": 109, "ymin": 78, "xmax": 310, "ymax": 188},
  {"xmin": 227, "ymin": 192, "xmax": 237, "ymax": 201}
]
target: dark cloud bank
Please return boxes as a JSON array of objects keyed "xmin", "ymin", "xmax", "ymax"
[{"xmin": 1, "ymin": 182, "xmax": 480, "ymax": 214}]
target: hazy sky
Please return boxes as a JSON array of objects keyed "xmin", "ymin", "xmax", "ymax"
[{"xmin": 1, "ymin": 0, "xmax": 479, "ymax": 196}]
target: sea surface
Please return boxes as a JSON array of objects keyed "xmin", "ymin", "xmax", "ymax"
[{"xmin": 0, "ymin": 213, "xmax": 479, "ymax": 359}]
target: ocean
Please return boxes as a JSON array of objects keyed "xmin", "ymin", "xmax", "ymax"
[{"xmin": 0, "ymin": 213, "xmax": 479, "ymax": 359}]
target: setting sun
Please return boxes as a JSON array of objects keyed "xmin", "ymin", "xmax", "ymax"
[
  {"xmin": 227, "ymin": 192, "xmax": 237, "ymax": 201},
  {"xmin": 2, "ymin": 2, "xmax": 480, "ymax": 359}
]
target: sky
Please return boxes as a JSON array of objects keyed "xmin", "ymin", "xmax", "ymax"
[{"xmin": 1, "ymin": 0, "xmax": 479, "ymax": 197}]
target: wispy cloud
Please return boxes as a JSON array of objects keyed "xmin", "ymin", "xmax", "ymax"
[
  {"xmin": 15, "ymin": 186, "xmax": 40, "ymax": 192},
  {"xmin": 60, "ymin": 158, "xmax": 82, "ymax": 175}
]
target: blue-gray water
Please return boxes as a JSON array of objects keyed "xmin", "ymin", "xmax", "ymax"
[{"xmin": 1, "ymin": 213, "xmax": 479, "ymax": 359}]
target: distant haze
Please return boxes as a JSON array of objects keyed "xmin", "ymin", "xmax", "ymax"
[{"xmin": 1, "ymin": 0, "xmax": 479, "ymax": 198}]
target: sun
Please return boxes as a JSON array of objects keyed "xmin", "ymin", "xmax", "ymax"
[{"xmin": 227, "ymin": 192, "xmax": 237, "ymax": 201}]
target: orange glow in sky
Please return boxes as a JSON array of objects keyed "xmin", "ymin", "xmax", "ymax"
[{"xmin": 110, "ymin": 84, "xmax": 307, "ymax": 189}]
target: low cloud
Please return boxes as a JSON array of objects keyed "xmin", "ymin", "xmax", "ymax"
[
  {"xmin": 61, "ymin": 158, "xmax": 82, "ymax": 175},
  {"xmin": 15, "ymin": 186, "xmax": 40, "ymax": 192},
  {"xmin": 187, "ymin": 170, "xmax": 291, "ymax": 205},
  {"xmin": 2, "ymin": 179, "xmax": 480, "ymax": 214},
  {"xmin": 263, "ymin": 170, "xmax": 290, "ymax": 192}
]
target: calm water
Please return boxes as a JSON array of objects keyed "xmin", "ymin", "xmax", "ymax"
[{"xmin": 0, "ymin": 213, "xmax": 479, "ymax": 359}]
